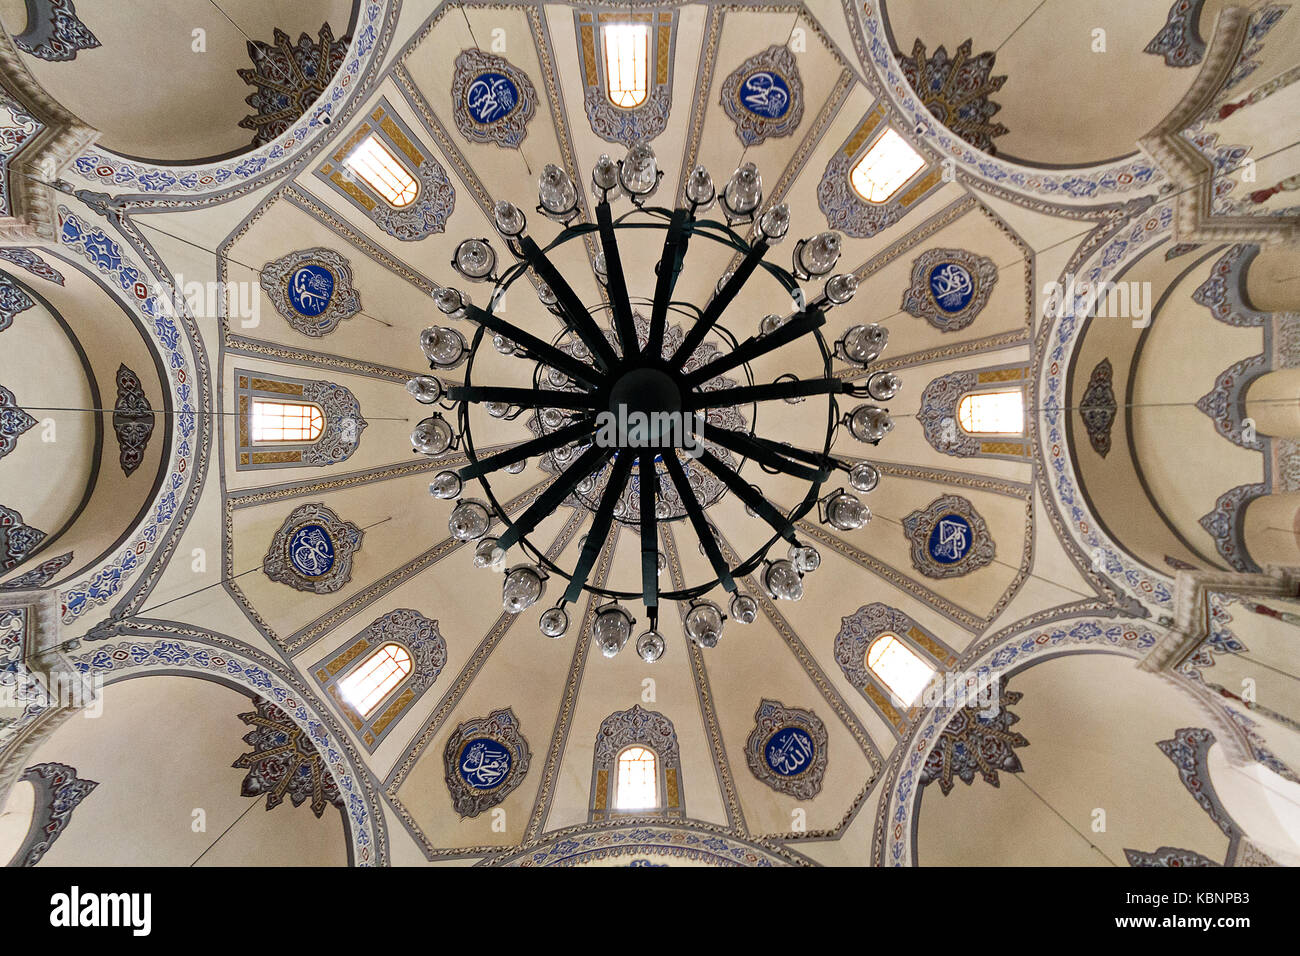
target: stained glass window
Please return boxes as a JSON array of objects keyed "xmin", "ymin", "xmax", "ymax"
[
  {"xmin": 866, "ymin": 632, "xmax": 934, "ymax": 706},
  {"xmin": 251, "ymin": 400, "xmax": 324, "ymax": 443},
  {"xmin": 957, "ymin": 389, "xmax": 1025, "ymax": 435},
  {"xmin": 603, "ymin": 23, "xmax": 650, "ymax": 108},
  {"xmin": 345, "ymin": 134, "xmax": 419, "ymax": 207},
  {"xmin": 849, "ymin": 128, "xmax": 927, "ymax": 203},
  {"xmin": 615, "ymin": 745, "xmax": 659, "ymax": 809},
  {"xmin": 338, "ymin": 643, "xmax": 412, "ymax": 717}
]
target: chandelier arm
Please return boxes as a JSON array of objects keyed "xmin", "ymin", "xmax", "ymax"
[
  {"xmin": 457, "ymin": 417, "xmax": 597, "ymax": 480},
  {"xmin": 494, "ymin": 444, "xmax": 614, "ymax": 553},
  {"xmin": 660, "ymin": 450, "xmax": 737, "ymax": 593},
  {"xmin": 461, "ymin": 304, "xmax": 602, "ymax": 389},
  {"xmin": 696, "ymin": 425, "xmax": 829, "ymax": 482},
  {"xmin": 447, "ymin": 384, "xmax": 599, "ymax": 411},
  {"xmin": 515, "ymin": 235, "xmax": 620, "ymax": 371},
  {"xmin": 595, "ymin": 201, "xmax": 639, "ymax": 356},
  {"xmin": 639, "ymin": 452, "xmax": 659, "ymax": 615},
  {"xmin": 684, "ymin": 377, "xmax": 849, "ymax": 410},
  {"xmin": 647, "ymin": 208, "xmax": 692, "ymax": 358},
  {"xmin": 563, "ymin": 452, "xmax": 636, "ymax": 604},
  {"xmin": 682, "ymin": 310, "xmax": 827, "ymax": 388},
  {"xmin": 671, "ymin": 237, "xmax": 770, "ymax": 365},
  {"xmin": 692, "ymin": 447, "xmax": 800, "ymax": 545},
  {"xmin": 701, "ymin": 422, "xmax": 835, "ymax": 470}
]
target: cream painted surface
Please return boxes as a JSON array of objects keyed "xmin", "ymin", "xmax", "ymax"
[
  {"xmin": 881, "ymin": 0, "xmax": 1212, "ymax": 165},
  {"xmin": 31, "ymin": 677, "xmax": 346, "ymax": 866},
  {"xmin": 1132, "ymin": 255, "xmax": 1268, "ymax": 564},
  {"xmin": 0, "ymin": 0, "xmax": 355, "ymax": 161},
  {"xmin": 1245, "ymin": 244, "xmax": 1300, "ymax": 312},
  {"xmin": 918, "ymin": 654, "xmax": 1234, "ymax": 866},
  {"xmin": 0, "ymin": 779, "xmax": 35, "ymax": 864}
]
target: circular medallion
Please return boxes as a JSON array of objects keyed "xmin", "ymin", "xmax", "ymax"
[
  {"xmin": 458, "ymin": 737, "xmax": 513, "ymax": 790},
  {"xmin": 764, "ymin": 726, "xmax": 815, "ymax": 777},
  {"xmin": 465, "ymin": 72, "xmax": 521, "ymax": 125},
  {"xmin": 927, "ymin": 513, "xmax": 973, "ymax": 564},
  {"xmin": 739, "ymin": 70, "xmax": 791, "ymax": 119},
  {"xmin": 927, "ymin": 262, "xmax": 975, "ymax": 314},
  {"xmin": 288, "ymin": 264, "xmax": 336, "ymax": 317},
  {"xmin": 288, "ymin": 524, "xmax": 335, "ymax": 577}
]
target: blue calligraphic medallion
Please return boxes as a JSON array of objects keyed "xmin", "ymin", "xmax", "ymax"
[
  {"xmin": 764, "ymin": 726, "xmax": 816, "ymax": 777},
  {"xmin": 739, "ymin": 70, "xmax": 791, "ymax": 119},
  {"xmin": 288, "ymin": 523, "xmax": 335, "ymax": 577},
  {"xmin": 927, "ymin": 262, "xmax": 975, "ymax": 313},
  {"xmin": 288, "ymin": 264, "xmax": 335, "ymax": 317},
  {"xmin": 927, "ymin": 513, "xmax": 973, "ymax": 564},
  {"xmin": 458, "ymin": 737, "xmax": 513, "ymax": 790},
  {"xmin": 465, "ymin": 72, "xmax": 520, "ymax": 125}
]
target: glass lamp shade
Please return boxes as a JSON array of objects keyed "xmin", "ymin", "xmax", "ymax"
[
  {"xmin": 492, "ymin": 334, "xmax": 516, "ymax": 355},
  {"xmin": 758, "ymin": 202, "xmax": 790, "ymax": 241},
  {"xmin": 406, "ymin": 375, "xmax": 443, "ymax": 404},
  {"xmin": 592, "ymin": 153, "xmax": 619, "ymax": 192},
  {"xmin": 848, "ymin": 461, "xmax": 881, "ymax": 493},
  {"xmin": 429, "ymin": 470, "xmax": 462, "ymax": 499},
  {"xmin": 448, "ymin": 499, "xmax": 491, "ymax": 540},
  {"xmin": 789, "ymin": 545, "xmax": 821, "ymax": 574},
  {"xmin": 420, "ymin": 326, "xmax": 467, "ymax": 368},
  {"xmin": 842, "ymin": 323, "xmax": 888, "ymax": 364},
  {"xmin": 867, "ymin": 371, "xmax": 902, "ymax": 401},
  {"xmin": 432, "ymin": 286, "xmax": 467, "ymax": 317},
  {"xmin": 722, "ymin": 162, "xmax": 763, "ymax": 216},
  {"xmin": 635, "ymin": 630, "xmax": 666, "ymax": 663},
  {"xmin": 619, "ymin": 143, "xmax": 659, "ymax": 195},
  {"xmin": 412, "ymin": 415, "xmax": 453, "ymax": 454},
  {"xmin": 685, "ymin": 165, "xmax": 715, "ymax": 208},
  {"xmin": 729, "ymin": 593, "xmax": 759, "ymax": 624},
  {"xmin": 826, "ymin": 492, "xmax": 870, "ymax": 531},
  {"xmin": 796, "ymin": 231, "xmax": 842, "ymax": 277},
  {"xmin": 847, "ymin": 404, "xmax": 894, "ymax": 443},
  {"xmin": 592, "ymin": 253, "xmax": 608, "ymax": 285},
  {"xmin": 538, "ymin": 164, "xmax": 578, "ymax": 216},
  {"xmin": 453, "ymin": 238, "xmax": 496, "ymax": 280},
  {"xmin": 684, "ymin": 601, "xmax": 724, "ymax": 648},
  {"xmin": 474, "ymin": 537, "xmax": 504, "ymax": 569},
  {"xmin": 824, "ymin": 273, "xmax": 858, "ymax": 305},
  {"xmin": 540, "ymin": 407, "xmax": 566, "ymax": 429},
  {"xmin": 493, "ymin": 200, "xmax": 526, "ymax": 236},
  {"xmin": 502, "ymin": 565, "xmax": 545, "ymax": 613},
  {"xmin": 504, "ymin": 459, "xmax": 526, "ymax": 474},
  {"xmin": 594, "ymin": 606, "xmax": 634, "ymax": 657},
  {"xmin": 763, "ymin": 559, "xmax": 804, "ymax": 601},
  {"xmin": 546, "ymin": 366, "xmax": 569, "ymax": 388},
  {"xmin": 759, "ymin": 313, "xmax": 787, "ymax": 336},
  {"xmin": 539, "ymin": 606, "xmax": 569, "ymax": 638},
  {"xmin": 715, "ymin": 272, "xmax": 734, "ymax": 295},
  {"xmin": 485, "ymin": 402, "xmax": 511, "ymax": 419}
]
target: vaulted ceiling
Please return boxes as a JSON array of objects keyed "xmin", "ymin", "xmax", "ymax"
[{"xmin": 0, "ymin": 0, "xmax": 1297, "ymax": 868}]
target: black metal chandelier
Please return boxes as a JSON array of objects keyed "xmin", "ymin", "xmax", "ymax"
[{"xmin": 406, "ymin": 142, "xmax": 899, "ymax": 662}]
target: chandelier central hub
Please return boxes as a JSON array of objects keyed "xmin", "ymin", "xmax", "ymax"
[{"xmin": 606, "ymin": 365, "xmax": 684, "ymax": 446}]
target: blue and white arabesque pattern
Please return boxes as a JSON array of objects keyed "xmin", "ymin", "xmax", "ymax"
[{"xmin": 56, "ymin": 209, "xmax": 197, "ymax": 623}]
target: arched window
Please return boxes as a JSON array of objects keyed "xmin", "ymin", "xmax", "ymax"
[
  {"xmin": 615, "ymin": 745, "xmax": 659, "ymax": 810},
  {"xmin": 603, "ymin": 23, "xmax": 650, "ymax": 108},
  {"xmin": 849, "ymin": 127, "xmax": 927, "ymax": 203},
  {"xmin": 337, "ymin": 643, "xmax": 413, "ymax": 718},
  {"xmin": 957, "ymin": 388, "xmax": 1024, "ymax": 435},
  {"xmin": 251, "ymin": 399, "xmax": 324, "ymax": 443},
  {"xmin": 344, "ymin": 134, "xmax": 419, "ymax": 208},
  {"xmin": 866, "ymin": 632, "xmax": 935, "ymax": 706}
]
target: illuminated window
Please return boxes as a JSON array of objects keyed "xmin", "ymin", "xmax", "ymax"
[
  {"xmin": 866, "ymin": 633, "xmax": 935, "ymax": 706},
  {"xmin": 345, "ymin": 134, "xmax": 419, "ymax": 208},
  {"xmin": 251, "ymin": 400, "xmax": 324, "ymax": 443},
  {"xmin": 849, "ymin": 128, "xmax": 927, "ymax": 203},
  {"xmin": 603, "ymin": 23, "xmax": 650, "ymax": 108},
  {"xmin": 957, "ymin": 389, "xmax": 1024, "ymax": 435},
  {"xmin": 337, "ymin": 643, "xmax": 412, "ymax": 717},
  {"xmin": 614, "ymin": 746, "xmax": 659, "ymax": 809}
]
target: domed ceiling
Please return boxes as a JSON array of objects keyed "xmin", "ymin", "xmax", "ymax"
[{"xmin": 0, "ymin": 0, "xmax": 1296, "ymax": 871}]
